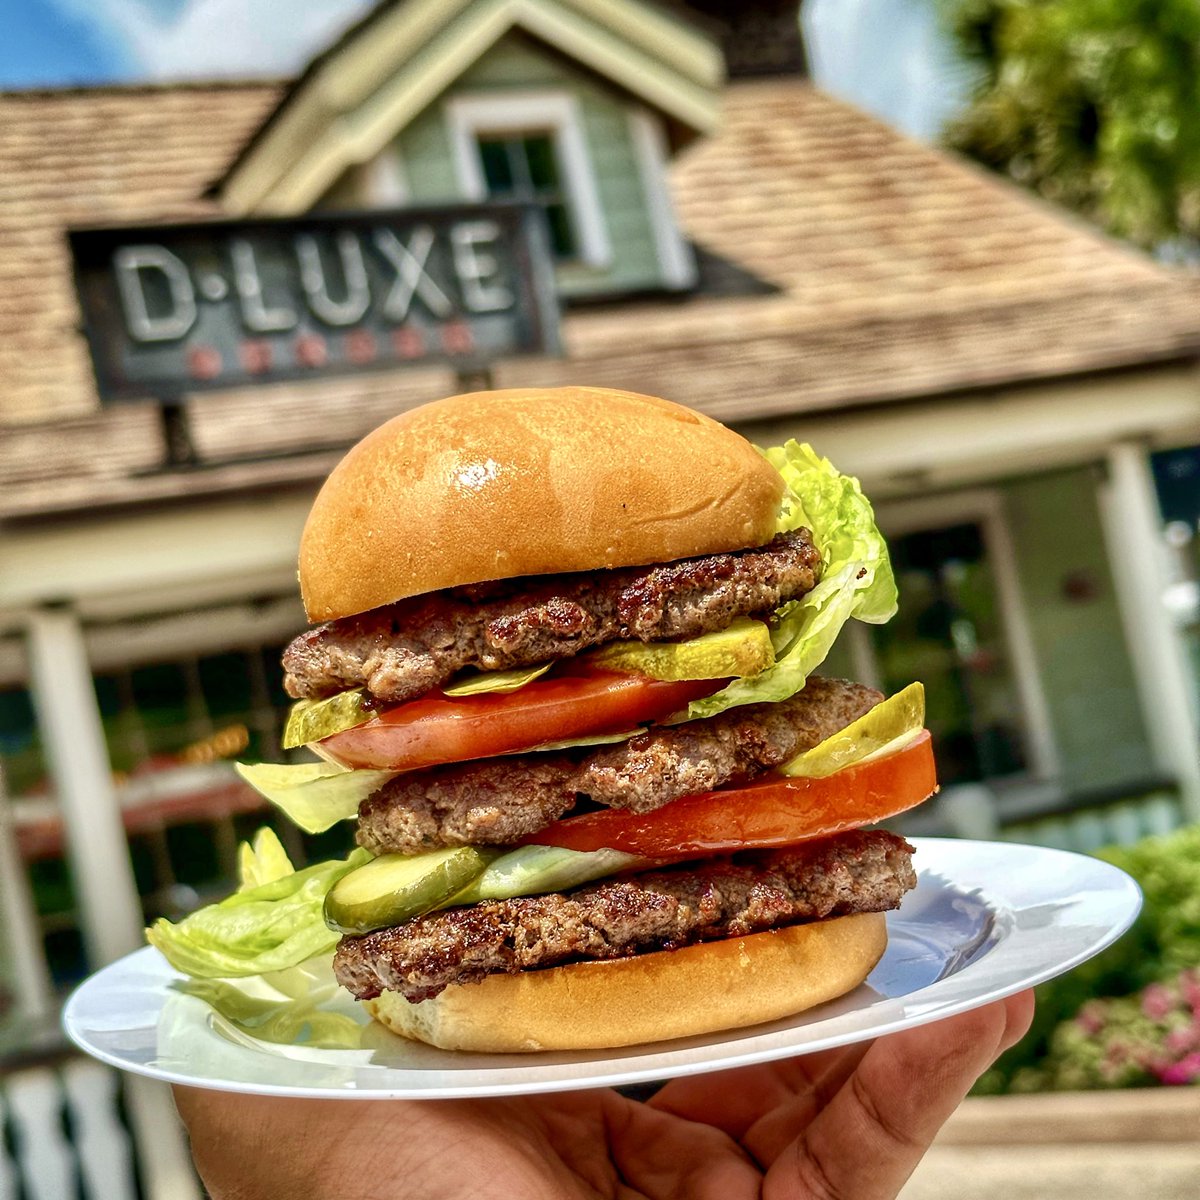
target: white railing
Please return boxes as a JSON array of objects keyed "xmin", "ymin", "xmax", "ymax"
[{"xmin": 1, "ymin": 1061, "xmax": 199, "ymax": 1200}]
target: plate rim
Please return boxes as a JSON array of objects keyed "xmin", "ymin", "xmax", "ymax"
[{"xmin": 62, "ymin": 837, "xmax": 1142, "ymax": 1099}]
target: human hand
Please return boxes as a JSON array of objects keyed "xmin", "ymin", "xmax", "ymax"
[{"xmin": 174, "ymin": 990, "xmax": 1032, "ymax": 1200}]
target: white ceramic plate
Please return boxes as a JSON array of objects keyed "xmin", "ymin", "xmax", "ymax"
[{"xmin": 63, "ymin": 838, "xmax": 1140, "ymax": 1099}]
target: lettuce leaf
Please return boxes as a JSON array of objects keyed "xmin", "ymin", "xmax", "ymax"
[
  {"xmin": 682, "ymin": 441, "xmax": 897, "ymax": 720},
  {"xmin": 236, "ymin": 827, "xmax": 295, "ymax": 890},
  {"xmin": 176, "ymin": 975, "xmax": 364, "ymax": 1050},
  {"xmin": 516, "ymin": 729, "xmax": 639, "ymax": 752},
  {"xmin": 146, "ymin": 846, "xmax": 370, "ymax": 978},
  {"xmin": 235, "ymin": 760, "xmax": 397, "ymax": 834}
]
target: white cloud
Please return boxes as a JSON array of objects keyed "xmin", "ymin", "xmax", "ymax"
[
  {"xmin": 803, "ymin": 0, "xmax": 973, "ymax": 142},
  {"xmin": 50, "ymin": 0, "xmax": 376, "ymax": 80}
]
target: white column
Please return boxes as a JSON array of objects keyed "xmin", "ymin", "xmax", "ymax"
[
  {"xmin": 24, "ymin": 608, "xmax": 201, "ymax": 1200},
  {"xmin": 24, "ymin": 608, "xmax": 143, "ymax": 964},
  {"xmin": 1098, "ymin": 442, "xmax": 1200, "ymax": 821},
  {"xmin": 981, "ymin": 503, "xmax": 1061, "ymax": 780},
  {"xmin": 0, "ymin": 765, "xmax": 55, "ymax": 1024},
  {"xmin": 123, "ymin": 1077, "xmax": 202, "ymax": 1200}
]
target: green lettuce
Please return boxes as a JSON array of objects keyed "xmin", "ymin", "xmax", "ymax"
[
  {"xmin": 236, "ymin": 826, "xmax": 296, "ymax": 889},
  {"xmin": 174, "ymin": 955, "xmax": 360, "ymax": 1051},
  {"xmin": 235, "ymin": 760, "xmax": 397, "ymax": 834},
  {"xmin": 146, "ymin": 842, "xmax": 369, "ymax": 979},
  {"xmin": 683, "ymin": 441, "xmax": 897, "ymax": 720}
]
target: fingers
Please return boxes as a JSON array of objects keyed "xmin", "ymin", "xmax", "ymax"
[
  {"xmin": 648, "ymin": 1044, "xmax": 868, "ymax": 1140},
  {"xmin": 737, "ymin": 1042, "xmax": 871, "ymax": 1167},
  {"xmin": 995, "ymin": 988, "xmax": 1036, "ymax": 1054},
  {"xmin": 763, "ymin": 992, "xmax": 1034, "ymax": 1200}
]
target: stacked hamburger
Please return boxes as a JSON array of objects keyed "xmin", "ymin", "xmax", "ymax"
[{"xmin": 150, "ymin": 387, "xmax": 936, "ymax": 1052}]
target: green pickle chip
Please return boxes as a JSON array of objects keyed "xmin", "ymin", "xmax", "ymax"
[
  {"xmin": 779, "ymin": 681, "xmax": 925, "ymax": 778},
  {"xmin": 282, "ymin": 688, "xmax": 375, "ymax": 748},
  {"xmin": 442, "ymin": 662, "xmax": 552, "ymax": 696},
  {"xmin": 588, "ymin": 617, "xmax": 774, "ymax": 681},
  {"xmin": 323, "ymin": 847, "xmax": 498, "ymax": 935}
]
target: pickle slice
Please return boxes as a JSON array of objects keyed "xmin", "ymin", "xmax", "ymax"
[
  {"xmin": 282, "ymin": 688, "xmax": 374, "ymax": 749},
  {"xmin": 442, "ymin": 662, "xmax": 552, "ymax": 696},
  {"xmin": 779, "ymin": 681, "xmax": 925, "ymax": 778},
  {"xmin": 323, "ymin": 847, "xmax": 496, "ymax": 935},
  {"xmin": 588, "ymin": 617, "xmax": 774, "ymax": 681}
]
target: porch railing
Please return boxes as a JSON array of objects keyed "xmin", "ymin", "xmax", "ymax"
[{"xmin": 1, "ymin": 1054, "xmax": 199, "ymax": 1200}]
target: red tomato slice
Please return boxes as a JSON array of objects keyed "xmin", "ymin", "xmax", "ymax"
[
  {"xmin": 529, "ymin": 730, "xmax": 937, "ymax": 856},
  {"xmin": 319, "ymin": 669, "xmax": 723, "ymax": 772}
]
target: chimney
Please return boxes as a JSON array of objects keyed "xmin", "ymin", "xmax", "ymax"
[{"xmin": 674, "ymin": 1, "xmax": 808, "ymax": 78}]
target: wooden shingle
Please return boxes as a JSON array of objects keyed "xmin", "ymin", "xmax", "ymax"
[{"xmin": 1, "ymin": 77, "xmax": 1198, "ymax": 519}]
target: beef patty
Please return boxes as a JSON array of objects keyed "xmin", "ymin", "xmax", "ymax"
[
  {"xmin": 356, "ymin": 677, "xmax": 882, "ymax": 854},
  {"xmin": 334, "ymin": 830, "xmax": 915, "ymax": 1002},
  {"xmin": 283, "ymin": 531, "xmax": 820, "ymax": 704}
]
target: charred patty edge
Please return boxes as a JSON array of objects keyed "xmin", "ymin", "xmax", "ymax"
[
  {"xmin": 334, "ymin": 830, "xmax": 916, "ymax": 1003},
  {"xmin": 283, "ymin": 530, "xmax": 821, "ymax": 704}
]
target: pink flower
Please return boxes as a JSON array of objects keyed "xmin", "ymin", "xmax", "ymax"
[
  {"xmin": 1075, "ymin": 1005, "xmax": 1106, "ymax": 1035},
  {"xmin": 1105, "ymin": 1039, "xmax": 1131, "ymax": 1065},
  {"xmin": 1164, "ymin": 1027, "xmax": 1197, "ymax": 1055},
  {"xmin": 1142, "ymin": 983, "xmax": 1175, "ymax": 1021},
  {"xmin": 1156, "ymin": 1052, "xmax": 1200, "ymax": 1086}
]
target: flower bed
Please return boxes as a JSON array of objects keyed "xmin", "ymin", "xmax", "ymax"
[{"xmin": 977, "ymin": 822, "xmax": 1200, "ymax": 1093}]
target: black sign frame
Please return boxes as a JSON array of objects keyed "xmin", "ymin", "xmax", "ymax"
[{"xmin": 68, "ymin": 203, "xmax": 561, "ymax": 404}]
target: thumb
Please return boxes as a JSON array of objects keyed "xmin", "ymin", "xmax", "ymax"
[{"xmin": 764, "ymin": 990, "xmax": 1034, "ymax": 1200}]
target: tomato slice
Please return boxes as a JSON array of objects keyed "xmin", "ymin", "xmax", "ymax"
[
  {"xmin": 529, "ymin": 730, "xmax": 937, "ymax": 856},
  {"xmin": 319, "ymin": 669, "xmax": 722, "ymax": 772}
]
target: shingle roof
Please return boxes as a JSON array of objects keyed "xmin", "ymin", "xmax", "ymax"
[
  {"xmin": 498, "ymin": 80, "xmax": 1200, "ymax": 421},
  {"xmin": 2, "ymin": 77, "xmax": 1198, "ymax": 519},
  {"xmin": 0, "ymin": 83, "xmax": 282, "ymax": 428}
]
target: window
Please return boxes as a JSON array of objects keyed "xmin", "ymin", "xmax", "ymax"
[
  {"xmin": 446, "ymin": 91, "xmax": 610, "ymax": 267},
  {"xmin": 872, "ymin": 523, "xmax": 1029, "ymax": 786},
  {"xmin": 477, "ymin": 132, "xmax": 575, "ymax": 258},
  {"xmin": 855, "ymin": 490, "xmax": 1059, "ymax": 787}
]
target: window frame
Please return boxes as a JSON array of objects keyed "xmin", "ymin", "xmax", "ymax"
[
  {"xmin": 873, "ymin": 488, "xmax": 1060, "ymax": 782},
  {"xmin": 627, "ymin": 105, "xmax": 697, "ymax": 290},
  {"xmin": 445, "ymin": 90, "xmax": 611, "ymax": 268}
]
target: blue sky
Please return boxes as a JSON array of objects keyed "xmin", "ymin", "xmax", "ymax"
[
  {"xmin": 1, "ymin": 0, "xmax": 131, "ymax": 86},
  {"xmin": 1, "ymin": 0, "xmax": 965, "ymax": 142},
  {"xmin": 0, "ymin": 0, "xmax": 372, "ymax": 87}
]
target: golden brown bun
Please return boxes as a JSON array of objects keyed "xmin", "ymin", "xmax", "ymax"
[
  {"xmin": 365, "ymin": 913, "xmax": 886, "ymax": 1053},
  {"xmin": 299, "ymin": 387, "xmax": 784, "ymax": 621}
]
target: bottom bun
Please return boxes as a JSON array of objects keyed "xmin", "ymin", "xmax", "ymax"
[{"xmin": 365, "ymin": 912, "xmax": 887, "ymax": 1053}]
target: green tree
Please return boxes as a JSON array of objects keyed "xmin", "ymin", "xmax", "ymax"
[{"xmin": 941, "ymin": 0, "xmax": 1200, "ymax": 249}]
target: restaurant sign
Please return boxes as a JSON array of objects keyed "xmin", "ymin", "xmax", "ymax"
[{"xmin": 69, "ymin": 205, "xmax": 560, "ymax": 402}]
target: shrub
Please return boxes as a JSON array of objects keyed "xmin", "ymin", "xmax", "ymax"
[
  {"xmin": 974, "ymin": 822, "xmax": 1200, "ymax": 1093},
  {"xmin": 1012, "ymin": 969, "xmax": 1200, "ymax": 1091}
]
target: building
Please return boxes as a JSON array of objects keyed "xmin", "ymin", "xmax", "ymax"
[{"xmin": 3, "ymin": 1, "xmax": 1200, "ymax": 1189}]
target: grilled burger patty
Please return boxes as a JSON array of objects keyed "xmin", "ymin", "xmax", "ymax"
[
  {"xmin": 283, "ymin": 530, "xmax": 820, "ymax": 703},
  {"xmin": 334, "ymin": 830, "xmax": 916, "ymax": 1002},
  {"xmin": 356, "ymin": 677, "xmax": 883, "ymax": 855}
]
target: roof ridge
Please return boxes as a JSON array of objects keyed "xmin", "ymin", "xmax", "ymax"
[{"xmin": 0, "ymin": 79, "xmax": 286, "ymax": 101}]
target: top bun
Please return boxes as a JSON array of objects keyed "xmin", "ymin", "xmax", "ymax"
[{"xmin": 299, "ymin": 387, "xmax": 784, "ymax": 621}]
